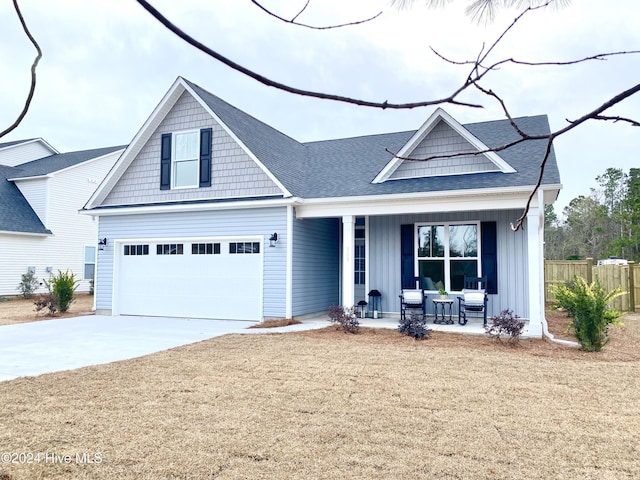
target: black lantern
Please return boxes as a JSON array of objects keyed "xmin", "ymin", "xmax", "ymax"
[
  {"xmin": 357, "ymin": 300, "xmax": 368, "ymax": 319},
  {"xmin": 367, "ymin": 290, "xmax": 382, "ymax": 319}
]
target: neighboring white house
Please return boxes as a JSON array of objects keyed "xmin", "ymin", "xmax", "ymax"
[
  {"xmin": 83, "ymin": 77, "xmax": 562, "ymax": 337},
  {"xmin": 0, "ymin": 139, "xmax": 125, "ymax": 296}
]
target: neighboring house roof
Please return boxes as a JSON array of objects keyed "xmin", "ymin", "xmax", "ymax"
[
  {"xmin": 0, "ymin": 138, "xmax": 59, "ymax": 157},
  {"xmin": 8, "ymin": 146, "xmax": 126, "ymax": 179},
  {"xmin": 0, "ymin": 164, "xmax": 51, "ymax": 235},
  {"xmin": 1, "ymin": 145, "xmax": 125, "ymax": 235}
]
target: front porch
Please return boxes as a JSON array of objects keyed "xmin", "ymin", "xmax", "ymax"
[{"xmin": 295, "ymin": 312, "xmax": 536, "ymax": 339}]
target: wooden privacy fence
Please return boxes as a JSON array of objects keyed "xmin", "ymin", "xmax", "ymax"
[{"xmin": 544, "ymin": 259, "xmax": 639, "ymax": 312}]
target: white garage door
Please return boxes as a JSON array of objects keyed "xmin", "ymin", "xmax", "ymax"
[{"xmin": 115, "ymin": 238, "xmax": 263, "ymax": 321}]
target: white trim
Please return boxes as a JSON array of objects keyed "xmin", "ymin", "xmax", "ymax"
[
  {"xmin": 341, "ymin": 215, "xmax": 355, "ymax": 308},
  {"xmin": 0, "ymin": 230, "xmax": 51, "ymax": 237},
  {"xmin": 285, "ymin": 204, "xmax": 293, "ymax": 319},
  {"xmin": 81, "ymin": 196, "xmax": 299, "ymax": 217},
  {"xmin": 295, "ymin": 186, "xmax": 561, "ymax": 219},
  {"xmin": 373, "ymin": 108, "xmax": 516, "ymax": 184}
]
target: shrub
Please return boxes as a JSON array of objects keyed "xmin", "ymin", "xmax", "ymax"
[
  {"xmin": 485, "ymin": 309, "xmax": 524, "ymax": 343},
  {"xmin": 44, "ymin": 269, "xmax": 79, "ymax": 313},
  {"xmin": 398, "ymin": 312, "xmax": 430, "ymax": 340},
  {"xmin": 328, "ymin": 305, "xmax": 360, "ymax": 334},
  {"xmin": 34, "ymin": 293, "xmax": 58, "ymax": 316},
  {"xmin": 17, "ymin": 272, "xmax": 39, "ymax": 298},
  {"xmin": 550, "ymin": 276, "xmax": 626, "ymax": 352}
]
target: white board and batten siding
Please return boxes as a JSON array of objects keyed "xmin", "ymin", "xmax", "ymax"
[
  {"xmin": 368, "ymin": 209, "xmax": 529, "ymax": 319},
  {"xmin": 96, "ymin": 207, "xmax": 288, "ymax": 320},
  {"xmin": 0, "ymin": 153, "xmax": 117, "ymax": 296}
]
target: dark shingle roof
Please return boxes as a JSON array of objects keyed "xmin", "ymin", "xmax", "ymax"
[
  {"xmin": 10, "ymin": 146, "xmax": 125, "ymax": 179},
  {"xmin": 185, "ymin": 79, "xmax": 560, "ymax": 200},
  {"xmin": 0, "ymin": 165, "xmax": 51, "ymax": 234}
]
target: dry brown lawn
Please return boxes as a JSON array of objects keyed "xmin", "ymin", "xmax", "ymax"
[
  {"xmin": 0, "ymin": 294, "xmax": 95, "ymax": 326},
  {"xmin": 0, "ymin": 300, "xmax": 639, "ymax": 479}
]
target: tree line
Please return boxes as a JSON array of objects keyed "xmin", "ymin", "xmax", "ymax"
[{"xmin": 545, "ymin": 168, "xmax": 640, "ymax": 262}]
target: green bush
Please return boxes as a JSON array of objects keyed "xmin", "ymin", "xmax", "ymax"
[
  {"xmin": 44, "ymin": 269, "xmax": 79, "ymax": 313},
  {"xmin": 17, "ymin": 272, "xmax": 39, "ymax": 298},
  {"xmin": 550, "ymin": 276, "xmax": 625, "ymax": 352}
]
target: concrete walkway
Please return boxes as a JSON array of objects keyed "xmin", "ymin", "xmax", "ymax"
[
  {"xmin": 0, "ymin": 315, "xmax": 319, "ymax": 383},
  {"xmin": 0, "ymin": 312, "xmax": 515, "ymax": 383}
]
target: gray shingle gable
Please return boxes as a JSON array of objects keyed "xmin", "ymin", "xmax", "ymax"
[
  {"xmin": 0, "ymin": 165, "xmax": 50, "ymax": 234},
  {"xmin": 179, "ymin": 79, "xmax": 561, "ymax": 200},
  {"xmin": 184, "ymin": 79, "xmax": 307, "ymax": 196}
]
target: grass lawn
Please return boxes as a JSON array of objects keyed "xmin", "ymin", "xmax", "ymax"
[{"xmin": 0, "ymin": 300, "xmax": 638, "ymax": 479}]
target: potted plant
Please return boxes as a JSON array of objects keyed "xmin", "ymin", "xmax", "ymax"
[{"xmin": 438, "ymin": 288, "xmax": 448, "ymax": 300}]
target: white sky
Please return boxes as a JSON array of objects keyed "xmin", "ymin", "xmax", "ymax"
[{"xmin": 1, "ymin": 0, "xmax": 638, "ymax": 212}]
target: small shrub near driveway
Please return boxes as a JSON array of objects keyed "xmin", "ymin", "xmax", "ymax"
[
  {"xmin": 328, "ymin": 305, "xmax": 360, "ymax": 333},
  {"xmin": 485, "ymin": 309, "xmax": 524, "ymax": 343},
  {"xmin": 34, "ymin": 269, "xmax": 79, "ymax": 315},
  {"xmin": 398, "ymin": 312, "xmax": 430, "ymax": 340},
  {"xmin": 551, "ymin": 276, "xmax": 625, "ymax": 352}
]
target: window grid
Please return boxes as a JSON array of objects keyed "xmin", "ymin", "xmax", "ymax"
[
  {"xmin": 156, "ymin": 244, "xmax": 184, "ymax": 255},
  {"xmin": 191, "ymin": 243, "xmax": 221, "ymax": 255},
  {"xmin": 229, "ymin": 242, "xmax": 260, "ymax": 254},
  {"xmin": 124, "ymin": 245, "xmax": 149, "ymax": 256}
]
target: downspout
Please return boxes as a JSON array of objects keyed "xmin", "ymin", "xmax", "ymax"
[{"xmin": 541, "ymin": 314, "xmax": 580, "ymax": 347}]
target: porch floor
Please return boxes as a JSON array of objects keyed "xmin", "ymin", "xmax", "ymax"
[{"xmin": 295, "ymin": 313, "xmax": 535, "ymax": 339}]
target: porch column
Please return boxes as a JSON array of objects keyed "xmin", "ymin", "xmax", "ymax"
[
  {"xmin": 526, "ymin": 190, "xmax": 545, "ymax": 338},
  {"xmin": 342, "ymin": 215, "xmax": 355, "ymax": 308}
]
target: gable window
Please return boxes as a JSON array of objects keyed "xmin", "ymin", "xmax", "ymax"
[
  {"xmin": 416, "ymin": 223, "xmax": 479, "ymax": 292},
  {"xmin": 84, "ymin": 246, "xmax": 96, "ymax": 280},
  {"xmin": 160, "ymin": 128, "xmax": 212, "ymax": 190},
  {"xmin": 172, "ymin": 131, "xmax": 199, "ymax": 188}
]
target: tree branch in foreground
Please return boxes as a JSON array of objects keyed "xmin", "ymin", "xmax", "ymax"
[
  {"xmin": 0, "ymin": 0, "xmax": 42, "ymax": 139},
  {"xmin": 134, "ymin": 0, "xmax": 481, "ymax": 109},
  {"xmin": 250, "ymin": 0, "xmax": 383, "ymax": 30}
]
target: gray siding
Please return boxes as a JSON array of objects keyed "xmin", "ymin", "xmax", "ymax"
[
  {"xmin": 96, "ymin": 207, "xmax": 287, "ymax": 317},
  {"xmin": 368, "ymin": 210, "xmax": 529, "ymax": 318},
  {"xmin": 103, "ymin": 91, "xmax": 281, "ymax": 206},
  {"xmin": 292, "ymin": 217, "xmax": 340, "ymax": 316},
  {"xmin": 391, "ymin": 120, "xmax": 497, "ymax": 179}
]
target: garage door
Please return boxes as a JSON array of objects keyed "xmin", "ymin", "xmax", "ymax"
[{"xmin": 115, "ymin": 238, "xmax": 263, "ymax": 321}]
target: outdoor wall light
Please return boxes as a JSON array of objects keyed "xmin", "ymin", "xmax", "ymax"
[
  {"xmin": 98, "ymin": 238, "xmax": 107, "ymax": 250},
  {"xmin": 269, "ymin": 233, "xmax": 278, "ymax": 247}
]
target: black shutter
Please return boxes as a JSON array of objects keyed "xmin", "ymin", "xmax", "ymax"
[
  {"xmin": 481, "ymin": 221, "xmax": 498, "ymax": 294},
  {"xmin": 401, "ymin": 224, "xmax": 415, "ymax": 289},
  {"xmin": 199, "ymin": 128, "xmax": 212, "ymax": 188},
  {"xmin": 160, "ymin": 133, "xmax": 172, "ymax": 190}
]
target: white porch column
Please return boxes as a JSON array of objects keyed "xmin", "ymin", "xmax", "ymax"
[
  {"xmin": 525, "ymin": 190, "xmax": 545, "ymax": 338},
  {"xmin": 342, "ymin": 215, "xmax": 355, "ymax": 308}
]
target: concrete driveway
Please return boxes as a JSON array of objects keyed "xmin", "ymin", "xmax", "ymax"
[{"xmin": 0, "ymin": 315, "xmax": 260, "ymax": 382}]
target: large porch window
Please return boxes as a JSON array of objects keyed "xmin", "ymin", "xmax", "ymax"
[{"xmin": 417, "ymin": 222, "xmax": 479, "ymax": 292}]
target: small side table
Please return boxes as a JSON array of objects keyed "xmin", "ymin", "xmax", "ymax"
[{"xmin": 433, "ymin": 298, "xmax": 454, "ymax": 324}]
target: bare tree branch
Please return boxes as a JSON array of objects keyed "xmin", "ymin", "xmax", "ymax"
[
  {"xmin": 591, "ymin": 115, "xmax": 640, "ymax": 127},
  {"xmin": 0, "ymin": 0, "xmax": 42, "ymax": 139},
  {"xmin": 250, "ymin": 0, "xmax": 383, "ymax": 30},
  {"xmin": 134, "ymin": 0, "xmax": 482, "ymax": 109}
]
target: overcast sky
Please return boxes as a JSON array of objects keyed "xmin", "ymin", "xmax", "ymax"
[{"xmin": 1, "ymin": 0, "xmax": 638, "ymax": 212}]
